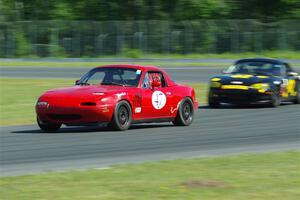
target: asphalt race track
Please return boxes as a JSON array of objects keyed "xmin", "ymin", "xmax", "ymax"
[
  {"xmin": 0, "ymin": 62, "xmax": 300, "ymax": 176},
  {"xmin": 1, "ymin": 104, "xmax": 300, "ymax": 176},
  {"xmin": 0, "ymin": 66, "xmax": 225, "ymax": 82},
  {"xmin": 1, "ymin": 65, "xmax": 300, "ymax": 82}
]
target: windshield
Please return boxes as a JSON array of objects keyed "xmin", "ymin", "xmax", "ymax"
[
  {"xmin": 225, "ymin": 62, "xmax": 284, "ymax": 76},
  {"xmin": 78, "ymin": 67, "xmax": 142, "ymax": 87}
]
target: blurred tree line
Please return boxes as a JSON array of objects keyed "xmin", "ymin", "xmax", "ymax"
[
  {"xmin": 1, "ymin": 0, "xmax": 300, "ymax": 22},
  {"xmin": 0, "ymin": 0, "xmax": 299, "ymax": 57}
]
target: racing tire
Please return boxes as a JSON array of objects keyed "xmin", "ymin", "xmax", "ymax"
[
  {"xmin": 108, "ymin": 100, "xmax": 132, "ymax": 131},
  {"xmin": 208, "ymin": 98, "xmax": 220, "ymax": 108},
  {"xmin": 208, "ymin": 91, "xmax": 220, "ymax": 108},
  {"xmin": 37, "ymin": 117, "xmax": 61, "ymax": 132},
  {"xmin": 269, "ymin": 87, "xmax": 281, "ymax": 107},
  {"xmin": 173, "ymin": 97, "xmax": 194, "ymax": 126}
]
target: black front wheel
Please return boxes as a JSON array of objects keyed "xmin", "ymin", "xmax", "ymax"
[
  {"xmin": 37, "ymin": 117, "xmax": 61, "ymax": 132},
  {"xmin": 208, "ymin": 90, "xmax": 220, "ymax": 108},
  {"xmin": 108, "ymin": 101, "xmax": 132, "ymax": 131},
  {"xmin": 173, "ymin": 97, "xmax": 194, "ymax": 126},
  {"xmin": 269, "ymin": 87, "xmax": 281, "ymax": 107}
]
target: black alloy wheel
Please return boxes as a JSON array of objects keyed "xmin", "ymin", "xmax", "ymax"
[
  {"xmin": 109, "ymin": 101, "xmax": 132, "ymax": 131},
  {"xmin": 173, "ymin": 97, "xmax": 194, "ymax": 126}
]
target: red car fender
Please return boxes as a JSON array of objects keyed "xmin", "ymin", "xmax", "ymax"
[
  {"xmin": 170, "ymin": 85, "xmax": 198, "ymax": 117},
  {"xmin": 110, "ymin": 90, "xmax": 142, "ymax": 121}
]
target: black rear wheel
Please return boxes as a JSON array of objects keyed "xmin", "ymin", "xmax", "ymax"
[
  {"xmin": 108, "ymin": 101, "xmax": 132, "ymax": 131},
  {"xmin": 173, "ymin": 97, "xmax": 194, "ymax": 126},
  {"xmin": 37, "ymin": 117, "xmax": 61, "ymax": 132}
]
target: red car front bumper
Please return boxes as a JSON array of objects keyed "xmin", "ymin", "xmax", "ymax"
[{"xmin": 36, "ymin": 104, "xmax": 114, "ymax": 125}]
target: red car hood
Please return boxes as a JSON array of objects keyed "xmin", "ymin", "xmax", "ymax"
[
  {"xmin": 47, "ymin": 85, "xmax": 126, "ymax": 95},
  {"xmin": 39, "ymin": 85, "xmax": 129, "ymax": 104}
]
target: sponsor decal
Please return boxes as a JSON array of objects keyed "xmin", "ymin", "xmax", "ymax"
[
  {"xmin": 136, "ymin": 70, "xmax": 142, "ymax": 75},
  {"xmin": 116, "ymin": 92, "xmax": 126, "ymax": 99},
  {"xmin": 282, "ymin": 79, "xmax": 288, "ymax": 86},
  {"xmin": 102, "ymin": 106, "xmax": 109, "ymax": 113},
  {"xmin": 135, "ymin": 107, "xmax": 142, "ymax": 113},
  {"xmin": 231, "ymin": 81, "xmax": 243, "ymax": 84},
  {"xmin": 287, "ymin": 80, "xmax": 297, "ymax": 96},
  {"xmin": 221, "ymin": 85, "xmax": 248, "ymax": 90},
  {"xmin": 231, "ymin": 74, "xmax": 253, "ymax": 79},
  {"xmin": 171, "ymin": 102, "xmax": 180, "ymax": 114},
  {"xmin": 152, "ymin": 91, "xmax": 166, "ymax": 110},
  {"xmin": 273, "ymin": 81, "xmax": 281, "ymax": 85},
  {"xmin": 93, "ymin": 92, "xmax": 105, "ymax": 95},
  {"xmin": 281, "ymin": 79, "xmax": 288, "ymax": 97},
  {"xmin": 257, "ymin": 75, "xmax": 269, "ymax": 79}
]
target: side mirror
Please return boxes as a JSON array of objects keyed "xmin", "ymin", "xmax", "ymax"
[
  {"xmin": 75, "ymin": 80, "xmax": 80, "ymax": 85},
  {"xmin": 287, "ymin": 72, "xmax": 298, "ymax": 77},
  {"xmin": 222, "ymin": 70, "xmax": 230, "ymax": 74},
  {"xmin": 151, "ymin": 79, "xmax": 162, "ymax": 89}
]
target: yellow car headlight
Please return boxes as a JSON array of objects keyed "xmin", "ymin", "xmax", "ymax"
[
  {"xmin": 210, "ymin": 81, "xmax": 222, "ymax": 88},
  {"xmin": 250, "ymin": 83, "xmax": 270, "ymax": 92},
  {"xmin": 211, "ymin": 78, "xmax": 221, "ymax": 82}
]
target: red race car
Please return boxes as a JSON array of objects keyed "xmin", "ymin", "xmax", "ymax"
[{"xmin": 36, "ymin": 64, "xmax": 198, "ymax": 132}]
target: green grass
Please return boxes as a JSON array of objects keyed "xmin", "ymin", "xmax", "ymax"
[
  {"xmin": 1, "ymin": 151, "xmax": 299, "ymax": 200},
  {"xmin": 188, "ymin": 82, "xmax": 208, "ymax": 105},
  {"xmin": 0, "ymin": 78, "xmax": 73, "ymax": 126},
  {"xmin": 0, "ymin": 78, "xmax": 207, "ymax": 126}
]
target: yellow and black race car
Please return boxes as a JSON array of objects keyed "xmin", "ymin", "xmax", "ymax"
[{"xmin": 208, "ymin": 58, "xmax": 300, "ymax": 107}]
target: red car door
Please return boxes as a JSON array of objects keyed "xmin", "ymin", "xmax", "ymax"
[{"xmin": 140, "ymin": 72, "xmax": 173, "ymax": 119}]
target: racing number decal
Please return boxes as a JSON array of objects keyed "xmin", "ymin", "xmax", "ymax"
[
  {"xmin": 152, "ymin": 91, "xmax": 166, "ymax": 110},
  {"xmin": 281, "ymin": 79, "xmax": 297, "ymax": 97}
]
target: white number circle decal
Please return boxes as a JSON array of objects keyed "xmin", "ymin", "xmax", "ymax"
[{"xmin": 152, "ymin": 91, "xmax": 166, "ymax": 110}]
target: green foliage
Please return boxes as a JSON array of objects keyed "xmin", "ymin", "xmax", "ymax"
[
  {"xmin": 174, "ymin": 0, "xmax": 231, "ymax": 20},
  {"xmin": 51, "ymin": 2, "xmax": 74, "ymax": 20},
  {"xmin": 121, "ymin": 48, "xmax": 143, "ymax": 58},
  {"xmin": 0, "ymin": 1, "xmax": 300, "ymax": 57},
  {"xmin": 15, "ymin": 32, "xmax": 29, "ymax": 56},
  {"xmin": 0, "ymin": 0, "xmax": 15, "ymax": 21},
  {"xmin": 49, "ymin": 44, "xmax": 67, "ymax": 57},
  {"xmin": 1, "ymin": 0, "xmax": 300, "ymax": 21}
]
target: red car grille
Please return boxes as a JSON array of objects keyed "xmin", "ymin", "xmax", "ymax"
[
  {"xmin": 80, "ymin": 102, "xmax": 96, "ymax": 106},
  {"xmin": 48, "ymin": 114, "xmax": 82, "ymax": 121}
]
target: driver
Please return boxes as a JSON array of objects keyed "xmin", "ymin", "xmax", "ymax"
[{"xmin": 102, "ymin": 71, "xmax": 114, "ymax": 84}]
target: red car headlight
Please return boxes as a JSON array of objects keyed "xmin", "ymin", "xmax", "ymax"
[{"xmin": 36, "ymin": 101, "xmax": 48, "ymax": 107}]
